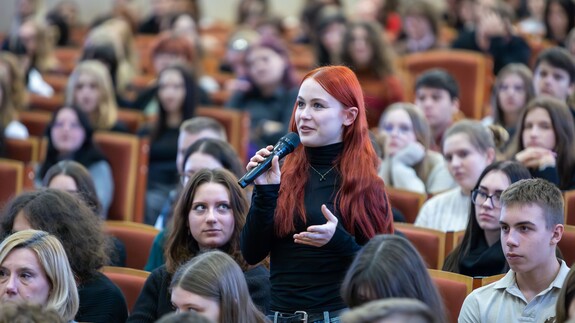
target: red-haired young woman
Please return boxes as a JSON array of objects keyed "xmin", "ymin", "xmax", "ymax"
[{"xmin": 241, "ymin": 65, "xmax": 394, "ymax": 321}]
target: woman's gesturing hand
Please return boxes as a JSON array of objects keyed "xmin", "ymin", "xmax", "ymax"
[{"xmin": 293, "ymin": 204, "xmax": 338, "ymax": 247}]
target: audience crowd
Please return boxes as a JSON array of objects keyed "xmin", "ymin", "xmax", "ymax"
[{"xmin": 1, "ymin": 0, "xmax": 575, "ymax": 322}]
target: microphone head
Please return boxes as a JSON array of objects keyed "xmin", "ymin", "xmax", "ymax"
[{"xmin": 280, "ymin": 132, "xmax": 301, "ymax": 152}]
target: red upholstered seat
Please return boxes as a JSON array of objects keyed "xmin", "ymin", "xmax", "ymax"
[
  {"xmin": 104, "ymin": 221, "xmax": 159, "ymax": 270},
  {"xmin": 387, "ymin": 188, "xmax": 427, "ymax": 223},
  {"xmin": 398, "ymin": 49, "xmax": 493, "ymax": 120},
  {"xmin": 395, "ymin": 223, "xmax": 446, "ymax": 269},
  {"xmin": 101, "ymin": 266, "xmax": 150, "ymax": 313},
  {"xmin": 429, "ymin": 269, "xmax": 474, "ymax": 323}
]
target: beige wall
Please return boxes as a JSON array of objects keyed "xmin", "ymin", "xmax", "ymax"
[{"xmin": 0, "ymin": 0, "xmax": 344, "ymax": 33}]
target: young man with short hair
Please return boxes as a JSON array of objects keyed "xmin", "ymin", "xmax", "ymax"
[
  {"xmin": 533, "ymin": 47, "xmax": 575, "ymax": 103},
  {"xmin": 153, "ymin": 116, "xmax": 227, "ymax": 229},
  {"xmin": 414, "ymin": 69, "xmax": 461, "ymax": 151},
  {"xmin": 459, "ymin": 178, "xmax": 568, "ymax": 323}
]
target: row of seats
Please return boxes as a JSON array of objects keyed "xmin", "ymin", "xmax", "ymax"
[
  {"xmin": 389, "ymin": 187, "xmax": 575, "ymax": 228},
  {"xmin": 396, "ymin": 221, "xmax": 575, "ymax": 275},
  {"xmin": 100, "ymin": 217, "xmax": 571, "ymax": 322},
  {"xmin": 1, "ymin": 105, "xmax": 250, "ymax": 221},
  {"xmin": 98, "ymin": 258, "xmax": 504, "ymax": 323},
  {"xmin": 19, "ymin": 105, "xmax": 251, "ymax": 161},
  {"xmin": 1, "ymin": 134, "xmax": 149, "ymax": 222},
  {"xmin": 99, "ymin": 265, "xmax": 503, "ymax": 322}
]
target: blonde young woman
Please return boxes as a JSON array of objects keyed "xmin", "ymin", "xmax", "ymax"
[
  {"xmin": 0, "ymin": 72, "xmax": 29, "ymax": 139},
  {"xmin": 83, "ymin": 18, "xmax": 137, "ymax": 96},
  {"xmin": 378, "ymin": 102, "xmax": 456, "ymax": 195},
  {"xmin": 65, "ymin": 60, "xmax": 127, "ymax": 132},
  {"xmin": 0, "ymin": 52, "xmax": 29, "ymax": 112},
  {"xmin": 5, "ymin": 18, "xmax": 57, "ymax": 96}
]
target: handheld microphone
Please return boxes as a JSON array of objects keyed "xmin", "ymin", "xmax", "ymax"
[{"xmin": 238, "ymin": 132, "xmax": 301, "ymax": 188}]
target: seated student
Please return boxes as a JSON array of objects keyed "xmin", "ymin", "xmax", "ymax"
[
  {"xmin": 413, "ymin": 69, "xmax": 462, "ymax": 151},
  {"xmin": 377, "ymin": 102, "xmax": 456, "ymax": 195},
  {"xmin": 131, "ymin": 32, "xmax": 212, "ymax": 116},
  {"xmin": 339, "ymin": 21, "xmax": 405, "ymax": 129},
  {"xmin": 154, "ymin": 117, "xmax": 228, "ymax": 230},
  {"xmin": 0, "ymin": 71, "xmax": 28, "ymax": 140},
  {"xmin": 139, "ymin": 63, "xmax": 197, "ymax": 225},
  {"xmin": 145, "ymin": 138, "xmax": 244, "ymax": 271},
  {"xmin": 0, "ymin": 52, "xmax": 29, "ymax": 113},
  {"xmin": 532, "ymin": 47, "xmax": 575, "ymax": 118},
  {"xmin": 340, "ymin": 298, "xmax": 442, "ymax": 323},
  {"xmin": 556, "ymin": 266, "xmax": 575, "ymax": 323},
  {"xmin": 225, "ymin": 37, "xmax": 299, "ymax": 149},
  {"xmin": 415, "ymin": 120, "xmax": 496, "ymax": 231},
  {"xmin": 128, "ymin": 169, "xmax": 270, "ymax": 322},
  {"xmin": 5, "ymin": 19, "xmax": 60, "ymax": 96},
  {"xmin": 37, "ymin": 105, "xmax": 114, "ymax": 215},
  {"xmin": 340, "ymin": 235, "xmax": 447, "ymax": 322},
  {"xmin": 42, "ymin": 160, "xmax": 107, "ymax": 218},
  {"xmin": 506, "ymin": 96, "xmax": 575, "ymax": 190},
  {"xmin": 459, "ymin": 178, "xmax": 568, "ymax": 323},
  {"xmin": 0, "ymin": 230, "xmax": 78, "ymax": 323},
  {"xmin": 42, "ymin": 160, "xmax": 127, "ymax": 266},
  {"xmin": 395, "ymin": 0, "xmax": 445, "ymax": 55},
  {"xmin": 65, "ymin": 60, "xmax": 128, "ymax": 133},
  {"xmin": 443, "ymin": 161, "xmax": 531, "ymax": 277},
  {"xmin": 483, "ymin": 63, "xmax": 535, "ymax": 148},
  {"xmin": 80, "ymin": 43, "xmax": 134, "ymax": 110},
  {"xmin": 169, "ymin": 251, "xmax": 268, "ymax": 323},
  {"xmin": 0, "ymin": 189, "xmax": 128, "ymax": 323},
  {"xmin": 451, "ymin": 1, "xmax": 531, "ymax": 74},
  {"xmin": 543, "ymin": 0, "xmax": 575, "ymax": 47}
]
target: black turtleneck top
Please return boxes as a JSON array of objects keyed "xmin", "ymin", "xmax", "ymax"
[{"xmin": 241, "ymin": 142, "xmax": 364, "ymax": 313}]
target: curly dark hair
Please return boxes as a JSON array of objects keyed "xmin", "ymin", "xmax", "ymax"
[{"xmin": 0, "ymin": 189, "xmax": 111, "ymax": 283}]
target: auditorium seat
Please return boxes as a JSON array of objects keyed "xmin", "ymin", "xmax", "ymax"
[
  {"xmin": 398, "ymin": 50, "xmax": 493, "ymax": 120},
  {"xmin": 445, "ymin": 230, "xmax": 465, "ymax": 256},
  {"xmin": 563, "ymin": 190, "xmax": 575, "ymax": 225},
  {"xmin": 19, "ymin": 110, "xmax": 52, "ymax": 137},
  {"xmin": 395, "ymin": 223, "xmax": 446, "ymax": 269},
  {"xmin": 558, "ymin": 225, "xmax": 575, "ymax": 267},
  {"xmin": 473, "ymin": 273, "xmax": 505, "ymax": 290},
  {"xmin": 29, "ymin": 93, "xmax": 65, "ymax": 112},
  {"xmin": 117, "ymin": 109, "xmax": 147, "ymax": 134},
  {"xmin": 387, "ymin": 188, "xmax": 427, "ymax": 224},
  {"xmin": 0, "ymin": 159, "xmax": 24, "ymax": 208},
  {"xmin": 429, "ymin": 269, "xmax": 474, "ymax": 323},
  {"xmin": 43, "ymin": 73, "xmax": 69, "ymax": 93},
  {"xmin": 104, "ymin": 221, "xmax": 159, "ymax": 270},
  {"xmin": 196, "ymin": 106, "xmax": 250, "ymax": 163},
  {"xmin": 4, "ymin": 137, "xmax": 41, "ymax": 164},
  {"xmin": 94, "ymin": 132, "xmax": 145, "ymax": 221},
  {"xmin": 101, "ymin": 266, "xmax": 150, "ymax": 312}
]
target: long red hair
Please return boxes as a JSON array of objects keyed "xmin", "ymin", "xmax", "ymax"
[{"xmin": 275, "ymin": 65, "xmax": 393, "ymax": 237}]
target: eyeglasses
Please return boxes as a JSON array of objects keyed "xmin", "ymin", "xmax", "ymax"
[{"xmin": 471, "ymin": 189, "xmax": 502, "ymax": 208}]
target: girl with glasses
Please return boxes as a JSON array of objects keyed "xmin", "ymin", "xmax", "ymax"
[{"xmin": 443, "ymin": 161, "xmax": 531, "ymax": 276}]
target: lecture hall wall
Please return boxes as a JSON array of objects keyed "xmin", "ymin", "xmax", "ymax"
[{"xmin": 0, "ymin": 0, "xmax": 362, "ymax": 33}]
